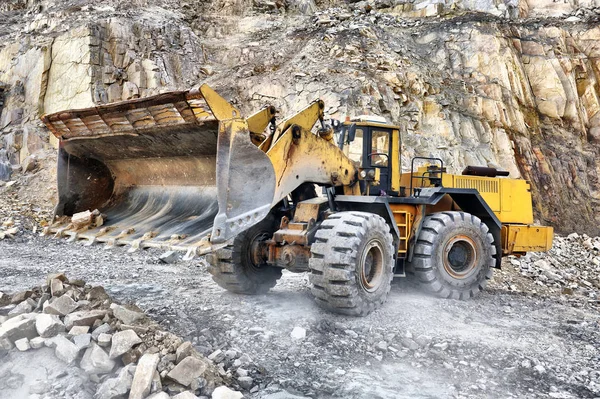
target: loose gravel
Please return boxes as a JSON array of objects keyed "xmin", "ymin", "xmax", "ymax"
[{"xmin": 1, "ymin": 232, "xmax": 599, "ymax": 398}]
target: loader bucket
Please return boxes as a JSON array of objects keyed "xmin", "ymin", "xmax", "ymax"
[{"xmin": 42, "ymin": 89, "xmax": 224, "ymax": 256}]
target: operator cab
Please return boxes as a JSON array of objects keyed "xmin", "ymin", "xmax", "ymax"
[{"xmin": 337, "ymin": 116, "xmax": 400, "ymax": 196}]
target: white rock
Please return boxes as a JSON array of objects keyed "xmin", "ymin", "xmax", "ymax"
[
  {"xmin": 73, "ymin": 333, "xmax": 92, "ymax": 350},
  {"xmin": 211, "ymin": 386, "xmax": 243, "ymax": 399},
  {"xmin": 97, "ymin": 333, "xmax": 112, "ymax": 347},
  {"xmin": 80, "ymin": 342, "xmax": 116, "ymax": 374},
  {"xmin": 129, "ymin": 353, "xmax": 160, "ymax": 399},
  {"xmin": 167, "ymin": 356, "xmax": 208, "ymax": 387},
  {"xmin": 95, "ymin": 364, "xmax": 136, "ymax": 399},
  {"xmin": 147, "ymin": 392, "xmax": 170, "ymax": 399},
  {"xmin": 534, "ymin": 365, "xmax": 546, "ymax": 373},
  {"xmin": 15, "ymin": 337, "xmax": 31, "ymax": 351},
  {"xmin": 64, "ymin": 310, "xmax": 106, "ymax": 330},
  {"xmin": 91, "ymin": 323, "xmax": 112, "ymax": 340},
  {"xmin": 290, "ymin": 326, "xmax": 306, "ymax": 340},
  {"xmin": 8, "ymin": 300, "xmax": 33, "ymax": 317},
  {"xmin": 69, "ymin": 325, "xmax": 90, "ymax": 335},
  {"xmin": 35, "ymin": 314, "xmax": 65, "ymax": 338},
  {"xmin": 54, "ymin": 335, "xmax": 81, "ymax": 364},
  {"xmin": 44, "ymin": 295, "xmax": 78, "ymax": 316},
  {"xmin": 533, "ymin": 259, "xmax": 551, "ymax": 271},
  {"xmin": 0, "ymin": 316, "xmax": 38, "ymax": 343},
  {"xmin": 176, "ymin": 341, "xmax": 194, "ymax": 363},
  {"xmin": 109, "ymin": 330, "xmax": 142, "ymax": 359},
  {"xmin": 30, "ymin": 337, "xmax": 46, "ymax": 349}
]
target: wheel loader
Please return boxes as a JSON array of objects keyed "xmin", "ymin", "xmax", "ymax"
[{"xmin": 41, "ymin": 84, "xmax": 553, "ymax": 316}]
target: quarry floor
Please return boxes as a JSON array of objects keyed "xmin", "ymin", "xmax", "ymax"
[{"xmin": 1, "ymin": 235, "xmax": 599, "ymax": 399}]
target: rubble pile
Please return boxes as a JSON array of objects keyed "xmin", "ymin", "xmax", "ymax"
[
  {"xmin": 0, "ymin": 216, "xmax": 20, "ymax": 240},
  {"xmin": 0, "ymin": 273, "xmax": 249, "ymax": 399},
  {"xmin": 0, "ymin": 179, "xmax": 53, "ymax": 235},
  {"xmin": 499, "ymin": 234, "xmax": 600, "ymax": 303}
]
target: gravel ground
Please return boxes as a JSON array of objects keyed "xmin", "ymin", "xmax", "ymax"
[{"xmin": 1, "ymin": 232, "xmax": 600, "ymax": 399}]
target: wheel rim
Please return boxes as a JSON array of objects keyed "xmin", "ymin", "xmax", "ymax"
[
  {"xmin": 359, "ymin": 239, "xmax": 385, "ymax": 292},
  {"xmin": 246, "ymin": 232, "xmax": 270, "ymax": 271},
  {"xmin": 443, "ymin": 235, "xmax": 478, "ymax": 278}
]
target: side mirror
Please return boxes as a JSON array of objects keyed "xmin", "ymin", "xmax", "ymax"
[{"xmin": 347, "ymin": 123, "xmax": 357, "ymax": 143}]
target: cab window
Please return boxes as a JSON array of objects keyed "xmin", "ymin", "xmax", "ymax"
[{"xmin": 370, "ymin": 130, "xmax": 389, "ymax": 167}]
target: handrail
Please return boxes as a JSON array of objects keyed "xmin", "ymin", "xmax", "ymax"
[{"xmin": 409, "ymin": 157, "xmax": 444, "ymax": 196}]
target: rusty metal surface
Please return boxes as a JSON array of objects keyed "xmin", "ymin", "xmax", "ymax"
[
  {"xmin": 42, "ymin": 91, "xmax": 223, "ymax": 257},
  {"xmin": 42, "ymin": 91, "xmax": 213, "ymax": 141}
]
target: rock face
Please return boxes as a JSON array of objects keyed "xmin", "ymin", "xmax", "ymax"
[{"xmin": 2, "ymin": 1, "xmax": 600, "ymax": 234}]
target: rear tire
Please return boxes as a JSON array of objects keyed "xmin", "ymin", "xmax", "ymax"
[
  {"xmin": 308, "ymin": 212, "xmax": 394, "ymax": 316},
  {"xmin": 207, "ymin": 216, "xmax": 282, "ymax": 294},
  {"xmin": 409, "ymin": 211, "xmax": 495, "ymax": 299}
]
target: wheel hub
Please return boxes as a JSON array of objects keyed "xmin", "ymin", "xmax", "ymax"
[
  {"xmin": 359, "ymin": 240, "xmax": 385, "ymax": 292},
  {"xmin": 248, "ymin": 232, "xmax": 270, "ymax": 269},
  {"xmin": 443, "ymin": 235, "xmax": 478, "ymax": 278}
]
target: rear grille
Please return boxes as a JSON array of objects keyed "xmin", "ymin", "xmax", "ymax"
[{"xmin": 455, "ymin": 177, "xmax": 499, "ymax": 193}]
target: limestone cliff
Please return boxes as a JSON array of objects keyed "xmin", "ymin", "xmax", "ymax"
[{"xmin": 1, "ymin": 0, "xmax": 599, "ymax": 234}]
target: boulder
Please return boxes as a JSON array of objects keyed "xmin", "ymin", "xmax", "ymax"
[
  {"xmin": 35, "ymin": 314, "xmax": 65, "ymax": 338},
  {"xmin": 44, "ymin": 295, "xmax": 78, "ymax": 316},
  {"xmin": 109, "ymin": 330, "xmax": 142, "ymax": 359},
  {"xmin": 7, "ymin": 300, "xmax": 34, "ymax": 317},
  {"xmin": 97, "ymin": 333, "xmax": 112, "ymax": 347},
  {"xmin": 10, "ymin": 290, "xmax": 32, "ymax": 304},
  {"xmin": 50, "ymin": 278, "xmax": 64, "ymax": 296},
  {"xmin": 167, "ymin": 356, "xmax": 208, "ymax": 387},
  {"xmin": 91, "ymin": 323, "xmax": 112, "ymax": 340},
  {"xmin": 147, "ymin": 392, "xmax": 170, "ymax": 399},
  {"xmin": 46, "ymin": 273, "xmax": 68, "ymax": 285},
  {"xmin": 176, "ymin": 341, "xmax": 194, "ymax": 364},
  {"xmin": 73, "ymin": 333, "xmax": 92, "ymax": 350},
  {"xmin": 54, "ymin": 335, "xmax": 81, "ymax": 364},
  {"xmin": 80, "ymin": 342, "xmax": 116, "ymax": 374},
  {"xmin": 30, "ymin": 337, "xmax": 45, "ymax": 349},
  {"xmin": 15, "ymin": 337, "xmax": 30, "ymax": 351},
  {"xmin": 0, "ymin": 292, "xmax": 10, "ymax": 307},
  {"xmin": 86, "ymin": 286, "xmax": 110, "ymax": 302},
  {"xmin": 68, "ymin": 325, "xmax": 90, "ymax": 336},
  {"xmin": 111, "ymin": 304, "xmax": 145, "ymax": 325},
  {"xmin": 129, "ymin": 353, "xmax": 160, "ymax": 399},
  {"xmin": 95, "ymin": 364, "xmax": 136, "ymax": 399},
  {"xmin": 64, "ymin": 310, "xmax": 106, "ymax": 329},
  {"xmin": 0, "ymin": 316, "xmax": 38, "ymax": 343}
]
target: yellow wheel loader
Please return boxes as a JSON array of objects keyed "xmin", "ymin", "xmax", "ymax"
[{"xmin": 41, "ymin": 85, "xmax": 553, "ymax": 316}]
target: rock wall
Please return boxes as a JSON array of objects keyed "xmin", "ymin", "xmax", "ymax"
[
  {"xmin": 0, "ymin": 4, "xmax": 206, "ymax": 171},
  {"xmin": 1, "ymin": 0, "xmax": 600, "ymax": 234}
]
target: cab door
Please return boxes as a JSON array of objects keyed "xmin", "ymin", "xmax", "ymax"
[{"xmin": 367, "ymin": 128, "xmax": 392, "ymax": 194}]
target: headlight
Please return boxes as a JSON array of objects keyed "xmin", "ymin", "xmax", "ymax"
[
  {"xmin": 360, "ymin": 170, "xmax": 367, "ymax": 178},
  {"xmin": 368, "ymin": 170, "xmax": 375, "ymax": 178}
]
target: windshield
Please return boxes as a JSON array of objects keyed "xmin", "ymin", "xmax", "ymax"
[{"xmin": 344, "ymin": 128, "xmax": 364, "ymax": 165}]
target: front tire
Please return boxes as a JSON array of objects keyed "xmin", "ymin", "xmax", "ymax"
[
  {"xmin": 409, "ymin": 211, "xmax": 495, "ymax": 299},
  {"xmin": 207, "ymin": 216, "xmax": 282, "ymax": 294},
  {"xmin": 308, "ymin": 212, "xmax": 394, "ymax": 316}
]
